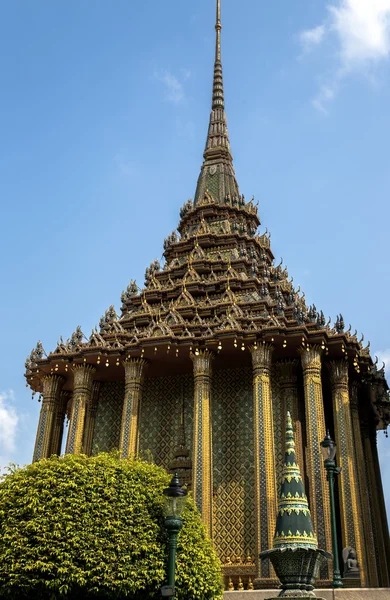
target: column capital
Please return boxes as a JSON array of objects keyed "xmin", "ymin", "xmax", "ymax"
[
  {"xmin": 250, "ymin": 343, "xmax": 273, "ymax": 372},
  {"xmin": 191, "ymin": 349, "xmax": 214, "ymax": 377},
  {"xmin": 72, "ymin": 364, "xmax": 96, "ymax": 391},
  {"xmin": 277, "ymin": 359, "xmax": 299, "ymax": 385},
  {"xmin": 327, "ymin": 359, "xmax": 349, "ymax": 387},
  {"xmin": 123, "ymin": 357, "xmax": 148, "ymax": 385},
  {"xmin": 350, "ymin": 380, "xmax": 360, "ymax": 409},
  {"xmin": 42, "ymin": 374, "xmax": 64, "ymax": 401},
  {"xmin": 299, "ymin": 345, "xmax": 323, "ymax": 371}
]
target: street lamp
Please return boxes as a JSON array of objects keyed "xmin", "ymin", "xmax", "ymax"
[
  {"xmin": 161, "ymin": 473, "xmax": 187, "ymax": 598},
  {"xmin": 320, "ymin": 431, "xmax": 343, "ymax": 589}
]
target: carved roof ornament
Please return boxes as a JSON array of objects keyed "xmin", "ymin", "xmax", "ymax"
[
  {"xmin": 179, "ymin": 198, "xmax": 193, "ymax": 219},
  {"xmin": 191, "ymin": 241, "xmax": 205, "ymax": 260},
  {"xmin": 99, "ymin": 306, "xmax": 118, "ymax": 331},
  {"xmin": 334, "ymin": 314, "xmax": 345, "ymax": 333},
  {"xmin": 25, "ymin": 341, "xmax": 46, "ymax": 371},
  {"xmin": 175, "ymin": 286, "xmax": 195, "ymax": 308},
  {"xmin": 88, "ymin": 328, "xmax": 106, "ymax": 348},
  {"xmin": 121, "ymin": 280, "xmax": 138, "ymax": 303},
  {"xmin": 67, "ymin": 326, "xmax": 84, "ymax": 351},
  {"xmin": 145, "ymin": 259, "xmax": 161, "ymax": 284},
  {"xmin": 163, "ymin": 230, "xmax": 179, "ymax": 251}
]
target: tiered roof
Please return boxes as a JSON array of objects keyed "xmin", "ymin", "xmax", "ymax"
[{"xmin": 24, "ymin": 2, "xmax": 390, "ymax": 433}]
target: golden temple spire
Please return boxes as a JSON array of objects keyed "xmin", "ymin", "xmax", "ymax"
[{"xmin": 194, "ymin": 0, "xmax": 240, "ymax": 205}]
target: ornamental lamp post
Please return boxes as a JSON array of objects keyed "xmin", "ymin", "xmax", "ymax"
[
  {"xmin": 161, "ymin": 473, "xmax": 187, "ymax": 598},
  {"xmin": 320, "ymin": 431, "xmax": 343, "ymax": 589}
]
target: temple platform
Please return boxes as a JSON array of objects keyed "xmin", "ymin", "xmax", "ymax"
[{"xmin": 223, "ymin": 589, "xmax": 390, "ymax": 600}]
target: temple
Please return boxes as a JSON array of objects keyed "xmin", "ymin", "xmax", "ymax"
[{"xmin": 26, "ymin": 0, "xmax": 390, "ymax": 591}]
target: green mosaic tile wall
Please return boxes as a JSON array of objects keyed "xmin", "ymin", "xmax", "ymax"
[
  {"xmin": 139, "ymin": 373, "xmax": 194, "ymax": 469},
  {"xmin": 92, "ymin": 380, "xmax": 124, "ymax": 454},
  {"xmin": 212, "ymin": 365, "xmax": 256, "ymax": 563},
  {"xmin": 271, "ymin": 366, "xmax": 283, "ymax": 485}
]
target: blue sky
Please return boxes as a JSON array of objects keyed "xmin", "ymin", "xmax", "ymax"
[{"xmin": 1, "ymin": 0, "xmax": 390, "ymax": 520}]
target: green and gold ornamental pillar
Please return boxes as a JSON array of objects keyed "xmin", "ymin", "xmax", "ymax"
[
  {"xmin": 328, "ymin": 360, "xmax": 366, "ymax": 586},
  {"xmin": 66, "ymin": 364, "xmax": 96, "ymax": 455},
  {"xmin": 299, "ymin": 346, "xmax": 332, "ymax": 575},
  {"xmin": 119, "ymin": 358, "xmax": 148, "ymax": 458},
  {"xmin": 191, "ymin": 349, "xmax": 214, "ymax": 537},
  {"xmin": 251, "ymin": 343, "xmax": 277, "ymax": 582},
  {"xmin": 33, "ymin": 374, "xmax": 64, "ymax": 461}
]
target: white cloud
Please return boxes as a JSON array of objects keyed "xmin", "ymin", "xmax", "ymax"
[
  {"xmin": 312, "ymin": 83, "xmax": 339, "ymax": 114},
  {"xmin": 0, "ymin": 390, "xmax": 18, "ymax": 456},
  {"xmin": 330, "ymin": 0, "xmax": 390, "ymax": 68},
  {"xmin": 299, "ymin": 1, "xmax": 390, "ymax": 111},
  {"xmin": 300, "ymin": 25, "xmax": 326, "ymax": 51},
  {"xmin": 154, "ymin": 69, "xmax": 190, "ymax": 104}
]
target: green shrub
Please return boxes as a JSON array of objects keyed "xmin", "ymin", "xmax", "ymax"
[{"xmin": 0, "ymin": 453, "xmax": 223, "ymax": 599}]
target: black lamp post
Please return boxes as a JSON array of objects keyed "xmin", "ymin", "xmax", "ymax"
[
  {"xmin": 161, "ymin": 473, "xmax": 187, "ymax": 598},
  {"xmin": 320, "ymin": 431, "xmax": 343, "ymax": 589}
]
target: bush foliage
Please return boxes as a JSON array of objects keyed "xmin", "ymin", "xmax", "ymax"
[{"xmin": 0, "ymin": 453, "xmax": 222, "ymax": 599}]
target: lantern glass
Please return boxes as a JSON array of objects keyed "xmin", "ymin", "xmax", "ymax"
[
  {"xmin": 164, "ymin": 495, "xmax": 186, "ymax": 518},
  {"xmin": 320, "ymin": 433, "xmax": 337, "ymax": 461}
]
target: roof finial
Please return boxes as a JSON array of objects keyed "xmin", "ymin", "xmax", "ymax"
[
  {"xmin": 212, "ymin": 0, "xmax": 224, "ymax": 111},
  {"xmin": 194, "ymin": 0, "xmax": 240, "ymax": 205},
  {"xmin": 216, "ymin": 0, "xmax": 222, "ymax": 62}
]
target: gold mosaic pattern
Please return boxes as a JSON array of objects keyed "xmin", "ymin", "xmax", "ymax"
[
  {"xmin": 139, "ymin": 373, "xmax": 194, "ymax": 469},
  {"xmin": 271, "ymin": 367, "xmax": 283, "ymax": 486},
  {"xmin": 192, "ymin": 350, "xmax": 213, "ymax": 535},
  {"xmin": 328, "ymin": 361, "xmax": 365, "ymax": 585},
  {"xmin": 300, "ymin": 346, "xmax": 332, "ymax": 580},
  {"xmin": 212, "ymin": 366, "xmax": 256, "ymax": 564}
]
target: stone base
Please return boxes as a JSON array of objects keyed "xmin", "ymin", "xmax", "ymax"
[
  {"xmin": 223, "ymin": 589, "xmax": 390, "ymax": 600},
  {"xmin": 342, "ymin": 578, "xmax": 361, "ymax": 588},
  {"xmin": 264, "ymin": 597, "xmax": 326, "ymax": 600}
]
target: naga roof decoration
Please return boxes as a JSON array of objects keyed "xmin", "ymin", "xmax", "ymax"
[{"xmin": 24, "ymin": 1, "xmax": 390, "ymax": 431}]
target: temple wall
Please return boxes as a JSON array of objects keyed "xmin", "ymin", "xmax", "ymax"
[
  {"xmin": 92, "ymin": 381, "xmax": 124, "ymax": 454},
  {"xmin": 212, "ymin": 365, "xmax": 256, "ymax": 563},
  {"xmin": 271, "ymin": 367, "xmax": 283, "ymax": 486},
  {"xmin": 138, "ymin": 372, "xmax": 194, "ymax": 468}
]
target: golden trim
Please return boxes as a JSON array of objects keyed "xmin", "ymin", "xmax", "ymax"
[
  {"xmin": 191, "ymin": 350, "xmax": 214, "ymax": 536},
  {"xmin": 119, "ymin": 358, "xmax": 148, "ymax": 458},
  {"xmin": 299, "ymin": 346, "xmax": 332, "ymax": 580}
]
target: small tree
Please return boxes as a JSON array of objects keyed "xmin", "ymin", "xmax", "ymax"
[{"xmin": 0, "ymin": 454, "xmax": 222, "ymax": 599}]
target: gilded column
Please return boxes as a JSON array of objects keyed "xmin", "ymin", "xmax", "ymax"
[
  {"xmin": 350, "ymin": 382, "xmax": 378, "ymax": 587},
  {"xmin": 119, "ymin": 358, "xmax": 148, "ymax": 458},
  {"xmin": 33, "ymin": 374, "xmax": 64, "ymax": 461},
  {"xmin": 299, "ymin": 346, "xmax": 332, "ymax": 573},
  {"xmin": 328, "ymin": 361, "xmax": 366, "ymax": 585},
  {"xmin": 361, "ymin": 422, "xmax": 388, "ymax": 587},
  {"xmin": 251, "ymin": 343, "xmax": 277, "ymax": 582},
  {"xmin": 83, "ymin": 381, "xmax": 101, "ymax": 456},
  {"xmin": 66, "ymin": 364, "xmax": 96, "ymax": 455},
  {"xmin": 50, "ymin": 390, "xmax": 70, "ymax": 456},
  {"xmin": 191, "ymin": 350, "xmax": 213, "ymax": 537},
  {"xmin": 369, "ymin": 427, "xmax": 390, "ymax": 586},
  {"xmin": 277, "ymin": 359, "xmax": 305, "ymax": 481}
]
